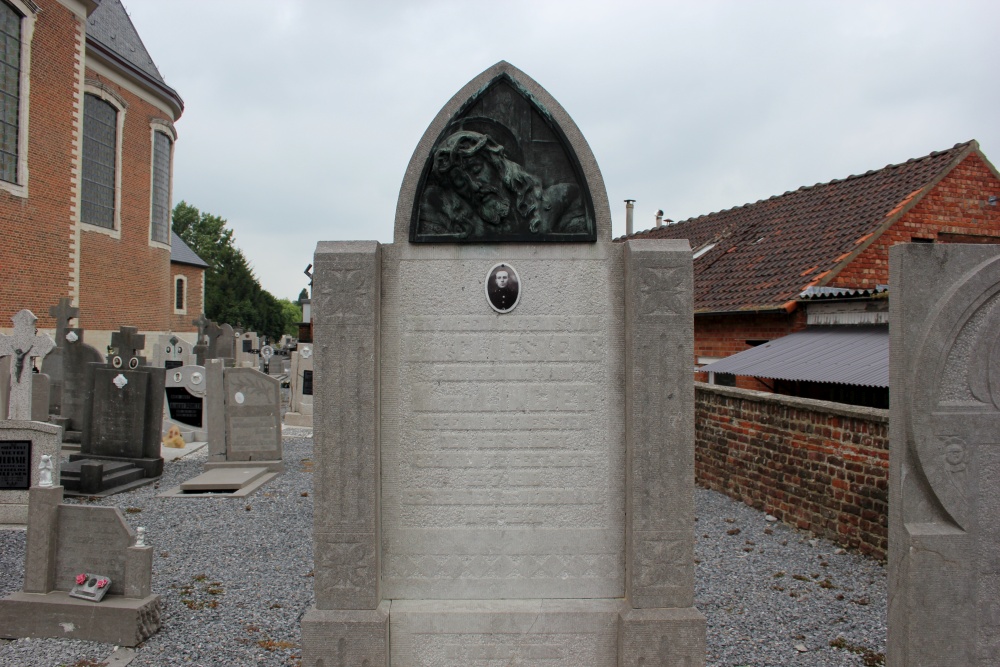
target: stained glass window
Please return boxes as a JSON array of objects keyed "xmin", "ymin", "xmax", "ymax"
[
  {"xmin": 81, "ymin": 93, "xmax": 117, "ymax": 228},
  {"xmin": 151, "ymin": 131, "xmax": 171, "ymax": 243},
  {"xmin": 0, "ymin": 2, "xmax": 21, "ymax": 184}
]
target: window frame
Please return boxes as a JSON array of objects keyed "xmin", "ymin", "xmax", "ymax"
[
  {"xmin": 173, "ymin": 274, "xmax": 187, "ymax": 314},
  {"xmin": 80, "ymin": 82, "xmax": 126, "ymax": 237},
  {"xmin": 0, "ymin": 0, "xmax": 35, "ymax": 198},
  {"xmin": 148, "ymin": 119, "xmax": 175, "ymax": 249}
]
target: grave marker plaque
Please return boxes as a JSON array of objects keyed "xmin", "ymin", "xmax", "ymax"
[
  {"xmin": 165, "ymin": 388, "xmax": 203, "ymax": 428},
  {"xmin": 0, "ymin": 440, "xmax": 30, "ymax": 490},
  {"xmin": 302, "ymin": 370, "xmax": 313, "ymax": 396}
]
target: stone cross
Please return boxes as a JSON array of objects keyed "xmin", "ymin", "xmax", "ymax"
[
  {"xmin": 48, "ymin": 298, "xmax": 78, "ymax": 345},
  {"xmin": 0, "ymin": 309, "xmax": 55, "ymax": 419},
  {"xmin": 108, "ymin": 326, "xmax": 145, "ymax": 368},
  {"xmin": 192, "ymin": 313, "xmax": 210, "ymax": 343}
]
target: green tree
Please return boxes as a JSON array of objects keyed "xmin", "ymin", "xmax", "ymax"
[
  {"xmin": 172, "ymin": 201, "xmax": 287, "ymax": 340},
  {"xmin": 278, "ymin": 298, "xmax": 303, "ymax": 335}
]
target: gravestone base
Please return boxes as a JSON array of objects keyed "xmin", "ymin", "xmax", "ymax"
[
  {"xmin": 283, "ymin": 411, "xmax": 313, "ymax": 427},
  {"xmin": 300, "ymin": 602, "xmax": 389, "ymax": 667},
  {"xmin": 204, "ymin": 460, "xmax": 284, "ymax": 473},
  {"xmin": 0, "ymin": 590, "xmax": 161, "ymax": 646},
  {"xmin": 618, "ymin": 607, "xmax": 707, "ymax": 666},
  {"xmin": 0, "ymin": 421, "xmax": 62, "ymax": 527},
  {"xmin": 68, "ymin": 453, "xmax": 163, "ymax": 478}
]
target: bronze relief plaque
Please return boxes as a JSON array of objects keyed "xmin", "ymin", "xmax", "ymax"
[{"xmin": 410, "ymin": 73, "xmax": 596, "ymax": 244}]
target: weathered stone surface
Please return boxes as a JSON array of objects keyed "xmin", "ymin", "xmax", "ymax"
[
  {"xmin": 205, "ymin": 359, "xmax": 226, "ymax": 461},
  {"xmin": 0, "ymin": 310, "xmax": 55, "ymax": 420},
  {"xmin": 58, "ymin": 328, "xmax": 104, "ymax": 431},
  {"xmin": 618, "ymin": 607, "xmax": 707, "ymax": 666},
  {"xmin": 312, "ymin": 241, "xmax": 381, "ymax": 610},
  {"xmin": 624, "ymin": 239, "xmax": 696, "ymax": 609},
  {"xmin": 301, "ymin": 602, "xmax": 389, "ymax": 667},
  {"xmin": 379, "ymin": 243, "xmax": 625, "ymax": 600},
  {"xmin": 888, "ymin": 243, "xmax": 1000, "ymax": 666},
  {"xmin": 390, "ymin": 599, "xmax": 620, "ymax": 666},
  {"xmin": 55, "ymin": 505, "xmax": 135, "ymax": 596},
  {"xmin": 0, "ymin": 591, "xmax": 161, "ymax": 646},
  {"xmin": 23, "ymin": 484, "xmax": 61, "ymax": 592}
]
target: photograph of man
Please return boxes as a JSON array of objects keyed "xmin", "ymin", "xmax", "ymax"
[{"xmin": 486, "ymin": 263, "xmax": 520, "ymax": 313}]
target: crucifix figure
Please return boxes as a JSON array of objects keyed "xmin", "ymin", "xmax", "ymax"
[{"xmin": 0, "ymin": 309, "xmax": 55, "ymax": 420}]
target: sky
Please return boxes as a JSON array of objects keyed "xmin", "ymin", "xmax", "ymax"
[{"xmin": 121, "ymin": 0, "xmax": 1000, "ymax": 301}]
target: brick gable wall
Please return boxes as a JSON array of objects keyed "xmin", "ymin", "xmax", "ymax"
[
  {"xmin": 694, "ymin": 309, "xmax": 807, "ymax": 390},
  {"xmin": 0, "ymin": 1, "xmax": 82, "ymax": 329},
  {"xmin": 77, "ymin": 68, "xmax": 172, "ymax": 332},
  {"xmin": 831, "ymin": 152, "xmax": 1000, "ymax": 288}
]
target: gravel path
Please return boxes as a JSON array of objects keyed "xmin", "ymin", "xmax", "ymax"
[{"xmin": 0, "ymin": 430, "xmax": 886, "ymax": 666}]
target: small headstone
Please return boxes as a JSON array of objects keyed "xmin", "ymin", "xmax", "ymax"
[
  {"xmin": 0, "ymin": 421, "xmax": 61, "ymax": 525},
  {"xmin": 152, "ymin": 333, "xmax": 195, "ymax": 370},
  {"xmin": 192, "ymin": 313, "xmax": 211, "ymax": 365},
  {"xmin": 0, "ymin": 484, "xmax": 160, "ymax": 645},
  {"xmin": 284, "ymin": 343, "xmax": 313, "ymax": 427},
  {"xmin": 222, "ymin": 368, "xmax": 281, "ymax": 461}
]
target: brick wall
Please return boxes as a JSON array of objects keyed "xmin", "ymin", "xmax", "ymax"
[
  {"xmin": 0, "ymin": 0, "xmax": 82, "ymax": 329},
  {"xmin": 77, "ymin": 68, "xmax": 173, "ymax": 332},
  {"xmin": 695, "ymin": 382, "xmax": 889, "ymax": 560},
  {"xmin": 831, "ymin": 152, "xmax": 1000, "ymax": 288},
  {"xmin": 168, "ymin": 264, "xmax": 204, "ymax": 332}
]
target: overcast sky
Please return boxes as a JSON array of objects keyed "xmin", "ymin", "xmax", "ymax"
[{"xmin": 122, "ymin": 0, "xmax": 1000, "ymax": 301}]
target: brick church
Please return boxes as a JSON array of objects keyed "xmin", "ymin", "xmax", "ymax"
[{"xmin": 0, "ymin": 0, "xmax": 203, "ymax": 351}]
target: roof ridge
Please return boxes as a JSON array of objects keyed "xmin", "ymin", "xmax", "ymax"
[{"xmin": 622, "ymin": 140, "xmax": 976, "ymax": 239}]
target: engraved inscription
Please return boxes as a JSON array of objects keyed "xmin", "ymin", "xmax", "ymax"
[
  {"xmin": 0, "ymin": 440, "xmax": 30, "ymax": 490},
  {"xmin": 228, "ymin": 414, "xmax": 280, "ymax": 452}
]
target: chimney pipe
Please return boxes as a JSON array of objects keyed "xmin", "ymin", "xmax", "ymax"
[
  {"xmin": 625, "ymin": 200, "xmax": 635, "ymax": 236},
  {"xmin": 655, "ymin": 209, "xmax": 664, "ymax": 228}
]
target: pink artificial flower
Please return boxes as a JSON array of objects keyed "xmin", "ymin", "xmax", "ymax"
[
  {"xmin": 76, "ymin": 574, "xmax": 87, "ymax": 585},
  {"xmin": 96, "ymin": 578, "xmax": 109, "ymax": 589}
]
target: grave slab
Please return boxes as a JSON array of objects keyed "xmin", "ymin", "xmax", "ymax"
[{"xmin": 158, "ymin": 467, "xmax": 277, "ymax": 498}]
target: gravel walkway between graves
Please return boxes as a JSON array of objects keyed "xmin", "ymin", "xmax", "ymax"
[{"xmin": 0, "ymin": 428, "xmax": 886, "ymax": 667}]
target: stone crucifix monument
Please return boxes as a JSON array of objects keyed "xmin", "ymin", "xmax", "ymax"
[
  {"xmin": 0, "ymin": 309, "xmax": 55, "ymax": 420},
  {"xmin": 301, "ymin": 62, "xmax": 705, "ymax": 666},
  {"xmin": 889, "ymin": 243, "xmax": 1000, "ymax": 665}
]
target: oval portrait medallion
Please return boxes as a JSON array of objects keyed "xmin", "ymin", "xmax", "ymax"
[{"xmin": 485, "ymin": 263, "xmax": 521, "ymax": 314}]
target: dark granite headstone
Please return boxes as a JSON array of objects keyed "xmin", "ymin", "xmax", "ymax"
[
  {"xmin": 165, "ymin": 387, "xmax": 203, "ymax": 428},
  {"xmin": 0, "ymin": 440, "xmax": 30, "ymax": 490},
  {"xmin": 60, "ymin": 328, "xmax": 105, "ymax": 432}
]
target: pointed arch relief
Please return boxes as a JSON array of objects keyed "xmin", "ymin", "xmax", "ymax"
[{"xmin": 398, "ymin": 62, "xmax": 607, "ymax": 244}]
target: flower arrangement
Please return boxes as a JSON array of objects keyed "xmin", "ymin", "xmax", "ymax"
[
  {"xmin": 75, "ymin": 573, "xmax": 87, "ymax": 585},
  {"xmin": 96, "ymin": 578, "xmax": 109, "ymax": 589}
]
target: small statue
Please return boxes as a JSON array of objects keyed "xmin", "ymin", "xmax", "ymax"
[
  {"xmin": 38, "ymin": 454, "xmax": 53, "ymax": 487},
  {"xmin": 136, "ymin": 527, "xmax": 146, "ymax": 547}
]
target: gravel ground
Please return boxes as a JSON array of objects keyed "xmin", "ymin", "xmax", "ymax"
[{"xmin": 0, "ymin": 429, "xmax": 886, "ymax": 667}]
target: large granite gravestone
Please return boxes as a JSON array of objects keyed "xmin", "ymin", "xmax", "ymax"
[
  {"xmin": 66, "ymin": 327, "xmax": 165, "ymax": 493},
  {"xmin": 50, "ymin": 326, "xmax": 105, "ymax": 446},
  {"xmin": 888, "ymin": 243, "xmax": 1000, "ymax": 665},
  {"xmin": 204, "ymin": 362, "xmax": 282, "ymax": 470},
  {"xmin": 0, "ymin": 484, "xmax": 160, "ymax": 645},
  {"xmin": 301, "ymin": 62, "xmax": 705, "ymax": 667},
  {"xmin": 0, "ymin": 421, "xmax": 61, "ymax": 525},
  {"xmin": 284, "ymin": 344, "xmax": 313, "ymax": 427}
]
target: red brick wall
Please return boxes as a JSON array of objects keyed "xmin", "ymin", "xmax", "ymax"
[
  {"xmin": 693, "ymin": 309, "xmax": 807, "ymax": 390},
  {"xmin": 831, "ymin": 152, "xmax": 1000, "ymax": 288},
  {"xmin": 169, "ymin": 264, "xmax": 203, "ymax": 332},
  {"xmin": 695, "ymin": 382, "xmax": 889, "ymax": 560},
  {"xmin": 78, "ymin": 69, "xmax": 172, "ymax": 332},
  {"xmin": 0, "ymin": 1, "xmax": 81, "ymax": 328}
]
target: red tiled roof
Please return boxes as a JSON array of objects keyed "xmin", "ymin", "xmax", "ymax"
[{"xmin": 620, "ymin": 141, "xmax": 977, "ymax": 313}]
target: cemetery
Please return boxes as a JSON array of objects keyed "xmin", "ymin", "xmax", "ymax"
[{"xmin": 0, "ymin": 7, "xmax": 995, "ymax": 662}]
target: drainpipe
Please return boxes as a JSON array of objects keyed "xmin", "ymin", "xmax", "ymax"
[
  {"xmin": 655, "ymin": 209, "xmax": 663, "ymax": 228},
  {"xmin": 625, "ymin": 200, "xmax": 635, "ymax": 236}
]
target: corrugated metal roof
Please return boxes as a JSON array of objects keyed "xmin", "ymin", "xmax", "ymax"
[
  {"xmin": 798, "ymin": 285, "xmax": 889, "ymax": 300},
  {"xmin": 170, "ymin": 232, "xmax": 208, "ymax": 268},
  {"xmin": 700, "ymin": 326, "xmax": 888, "ymax": 387}
]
